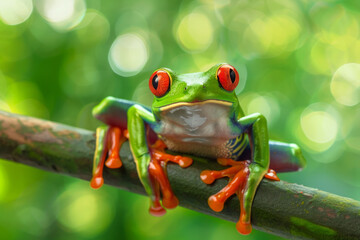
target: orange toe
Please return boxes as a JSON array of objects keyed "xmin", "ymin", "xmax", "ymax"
[
  {"xmin": 208, "ymin": 195, "xmax": 224, "ymax": 212},
  {"xmin": 264, "ymin": 169, "xmax": 280, "ymax": 181},
  {"xmin": 90, "ymin": 176, "xmax": 104, "ymax": 189},
  {"xmin": 236, "ymin": 221, "xmax": 252, "ymax": 235},
  {"xmin": 162, "ymin": 195, "xmax": 179, "ymax": 209},
  {"xmin": 175, "ymin": 156, "xmax": 193, "ymax": 168},
  {"xmin": 105, "ymin": 156, "xmax": 123, "ymax": 168},
  {"xmin": 149, "ymin": 205, "xmax": 166, "ymax": 217},
  {"xmin": 200, "ymin": 170, "xmax": 216, "ymax": 184}
]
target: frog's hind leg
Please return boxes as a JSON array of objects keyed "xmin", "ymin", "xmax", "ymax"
[
  {"xmin": 269, "ymin": 141, "xmax": 306, "ymax": 173},
  {"xmin": 90, "ymin": 126, "xmax": 128, "ymax": 189},
  {"xmin": 240, "ymin": 141, "xmax": 306, "ymax": 173}
]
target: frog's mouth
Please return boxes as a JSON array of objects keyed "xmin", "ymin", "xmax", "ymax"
[{"xmin": 159, "ymin": 99, "xmax": 233, "ymax": 111}]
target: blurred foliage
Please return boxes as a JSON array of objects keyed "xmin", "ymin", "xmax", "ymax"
[{"xmin": 0, "ymin": 0, "xmax": 360, "ymax": 239}]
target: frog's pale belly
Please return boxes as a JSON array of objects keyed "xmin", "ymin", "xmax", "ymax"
[{"xmin": 158, "ymin": 101, "xmax": 246, "ymax": 159}]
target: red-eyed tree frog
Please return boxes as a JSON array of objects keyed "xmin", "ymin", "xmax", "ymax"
[{"xmin": 90, "ymin": 63, "xmax": 306, "ymax": 234}]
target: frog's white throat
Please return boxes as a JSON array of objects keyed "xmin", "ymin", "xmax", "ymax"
[
  {"xmin": 158, "ymin": 99, "xmax": 238, "ymax": 158},
  {"xmin": 159, "ymin": 100, "xmax": 235, "ymax": 141}
]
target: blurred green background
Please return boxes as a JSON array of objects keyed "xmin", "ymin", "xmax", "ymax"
[{"xmin": 0, "ymin": 0, "xmax": 359, "ymax": 239}]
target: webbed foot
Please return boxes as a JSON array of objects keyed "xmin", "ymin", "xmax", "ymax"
[
  {"xmin": 90, "ymin": 126, "xmax": 128, "ymax": 189},
  {"xmin": 147, "ymin": 140, "xmax": 193, "ymax": 216},
  {"xmin": 200, "ymin": 158, "xmax": 279, "ymax": 234}
]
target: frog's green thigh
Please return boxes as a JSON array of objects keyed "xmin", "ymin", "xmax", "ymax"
[
  {"xmin": 127, "ymin": 104, "xmax": 157, "ymax": 200},
  {"xmin": 92, "ymin": 96, "xmax": 151, "ymax": 128}
]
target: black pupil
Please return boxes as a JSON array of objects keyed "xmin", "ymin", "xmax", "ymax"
[
  {"xmin": 229, "ymin": 68, "xmax": 235, "ymax": 83},
  {"xmin": 152, "ymin": 74, "xmax": 159, "ymax": 89}
]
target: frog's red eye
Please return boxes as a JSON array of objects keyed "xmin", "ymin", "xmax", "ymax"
[
  {"xmin": 149, "ymin": 70, "xmax": 171, "ymax": 97},
  {"xmin": 217, "ymin": 64, "xmax": 239, "ymax": 92}
]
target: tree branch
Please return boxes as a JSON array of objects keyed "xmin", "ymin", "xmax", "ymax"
[{"xmin": 0, "ymin": 110, "xmax": 359, "ymax": 240}]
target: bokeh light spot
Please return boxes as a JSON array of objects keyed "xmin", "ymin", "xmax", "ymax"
[
  {"xmin": 4, "ymin": 81, "xmax": 49, "ymax": 118},
  {"xmin": 176, "ymin": 11, "xmax": 214, "ymax": 52},
  {"xmin": 300, "ymin": 103, "xmax": 340, "ymax": 152},
  {"xmin": 301, "ymin": 111, "xmax": 337, "ymax": 143},
  {"xmin": 0, "ymin": 100, "xmax": 11, "ymax": 112},
  {"xmin": 330, "ymin": 63, "xmax": 360, "ymax": 106},
  {"xmin": 75, "ymin": 10, "xmax": 110, "ymax": 45},
  {"xmin": 36, "ymin": 0, "xmax": 86, "ymax": 31},
  {"xmin": 0, "ymin": 0, "xmax": 33, "ymax": 25},
  {"xmin": 233, "ymin": 13, "xmax": 301, "ymax": 58},
  {"xmin": 55, "ymin": 183, "xmax": 113, "ymax": 236},
  {"xmin": 248, "ymin": 96, "xmax": 270, "ymax": 117},
  {"xmin": 300, "ymin": 6, "xmax": 360, "ymax": 75},
  {"xmin": 239, "ymin": 93, "xmax": 280, "ymax": 127},
  {"xmin": 109, "ymin": 33, "xmax": 149, "ymax": 77},
  {"xmin": 13, "ymin": 99, "xmax": 49, "ymax": 119}
]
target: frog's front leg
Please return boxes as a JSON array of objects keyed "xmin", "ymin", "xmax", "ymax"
[
  {"xmin": 237, "ymin": 113, "xmax": 272, "ymax": 233},
  {"xmin": 201, "ymin": 113, "xmax": 277, "ymax": 234},
  {"xmin": 127, "ymin": 105, "xmax": 192, "ymax": 216}
]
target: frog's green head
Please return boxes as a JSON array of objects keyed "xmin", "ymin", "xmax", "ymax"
[{"xmin": 149, "ymin": 63, "xmax": 243, "ymax": 117}]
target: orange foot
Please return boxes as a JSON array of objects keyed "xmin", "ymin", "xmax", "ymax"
[
  {"xmin": 200, "ymin": 158, "xmax": 279, "ymax": 234},
  {"xmin": 90, "ymin": 127, "xmax": 129, "ymax": 189},
  {"xmin": 148, "ymin": 139, "xmax": 193, "ymax": 216}
]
